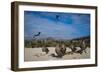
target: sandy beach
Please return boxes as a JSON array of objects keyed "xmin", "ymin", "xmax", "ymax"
[{"xmin": 24, "ymin": 47, "xmax": 90, "ymax": 61}]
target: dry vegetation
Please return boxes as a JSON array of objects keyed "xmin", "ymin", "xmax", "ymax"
[{"xmin": 25, "ymin": 36, "xmax": 90, "ymax": 48}]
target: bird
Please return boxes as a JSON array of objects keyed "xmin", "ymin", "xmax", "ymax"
[
  {"xmin": 56, "ymin": 15, "xmax": 60, "ymax": 21},
  {"xmin": 33, "ymin": 32, "xmax": 41, "ymax": 38},
  {"xmin": 42, "ymin": 47, "xmax": 49, "ymax": 54}
]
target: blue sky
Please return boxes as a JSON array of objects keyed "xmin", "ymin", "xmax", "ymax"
[{"xmin": 24, "ymin": 11, "xmax": 90, "ymax": 40}]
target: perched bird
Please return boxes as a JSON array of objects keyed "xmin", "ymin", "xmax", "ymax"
[
  {"xmin": 55, "ymin": 44, "xmax": 64, "ymax": 58},
  {"xmin": 42, "ymin": 47, "xmax": 49, "ymax": 54},
  {"xmin": 60, "ymin": 44, "xmax": 66, "ymax": 55}
]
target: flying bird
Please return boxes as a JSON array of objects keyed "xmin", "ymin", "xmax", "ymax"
[
  {"xmin": 33, "ymin": 32, "xmax": 41, "ymax": 38},
  {"xmin": 56, "ymin": 15, "xmax": 60, "ymax": 21}
]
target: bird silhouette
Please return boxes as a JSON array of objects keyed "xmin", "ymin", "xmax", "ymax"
[
  {"xmin": 33, "ymin": 32, "xmax": 41, "ymax": 38},
  {"xmin": 56, "ymin": 15, "xmax": 59, "ymax": 21}
]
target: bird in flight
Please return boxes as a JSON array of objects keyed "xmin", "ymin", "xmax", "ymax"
[
  {"xmin": 56, "ymin": 15, "xmax": 60, "ymax": 21},
  {"xmin": 33, "ymin": 32, "xmax": 41, "ymax": 38}
]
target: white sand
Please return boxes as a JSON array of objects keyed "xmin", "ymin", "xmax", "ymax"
[{"xmin": 24, "ymin": 47, "xmax": 90, "ymax": 61}]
